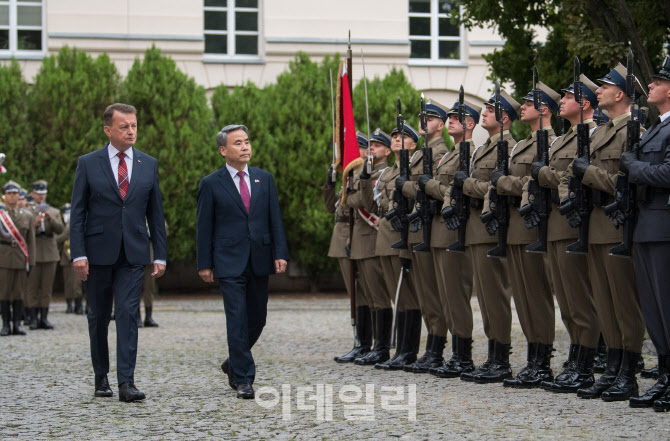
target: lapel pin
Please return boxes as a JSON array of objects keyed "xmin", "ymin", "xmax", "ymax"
[
  {"xmin": 254, "ymin": 179, "xmax": 260, "ymax": 183},
  {"xmin": 138, "ymin": 160, "xmax": 141, "ymax": 163}
]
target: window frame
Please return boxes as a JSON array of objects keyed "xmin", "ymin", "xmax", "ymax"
[
  {"xmin": 203, "ymin": 0, "xmax": 262, "ymax": 63},
  {"xmin": 408, "ymin": 0, "xmax": 466, "ymax": 67},
  {"xmin": 0, "ymin": 0, "xmax": 45, "ymax": 59}
]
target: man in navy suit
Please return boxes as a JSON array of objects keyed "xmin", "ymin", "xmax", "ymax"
[
  {"xmin": 70, "ymin": 103, "xmax": 167, "ymax": 402},
  {"xmin": 196, "ymin": 124, "xmax": 289, "ymax": 399}
]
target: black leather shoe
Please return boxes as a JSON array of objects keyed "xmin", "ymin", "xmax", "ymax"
[
  {"xmin": 221, "ymin": 358, "xmax": 237, "ymax": 390},
  {"xmin": 641, "ymin": 364, "xmax": 659, "ymax": 379},
  {"xmin": 143, "ymin": 307, "xmax": 159, "ymax": 327},
  {"xmin": 94, "ymin": 376, "xmax": 113, "ymax": 397},
  {"xmin": 237, "ymin": 383, "xmax": 254, "ymax": 399},
  {"xmin": 631, "ymin": 355, "xmax": 670, "ymax": 408},
  {"xmin": 335, "ymin": 345, "xmax": 370, "ymax": 363},
  {"xmin": 118, "ymin": 382, "xmax": 146, "ymax": 402},
  {"xmin": 578, "ymin": 348, "xmax": 622, "ymax": 399}
]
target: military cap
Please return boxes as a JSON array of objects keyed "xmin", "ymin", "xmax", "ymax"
[
  {"xmin": 446, "ymin": 100, "xmax": 482, "ymax": 124},
  {"xmin": 391, "ymin": 123, "xmax": 420, "ymax": 143},
  {"xmin": 423, "ymin": 98, "xmax": 449, "ymax": 122},
  {"xmin": 60, "ymin": 203, "xmax": 71, "ymax": 213},
  {"xmin": 3, "ymin": 180, "xmax": 20, "ymax": 193},
  {"xmin": 356, "ymin": 131, "xmax": 368, "ymax": 148},
  {"xmin": 652, "ymin": 56, "xmax": 670, "ymax": 82},
  {"xmin": 369, "ymin": 128, "xmax": 391, "ymax": 148},
  {"xmin": 483, "ymin": 90, "xmax": 522, "ymax": 121},
  {"xmin": 31, "ymin": 179, "xmax": 48, "ymax": 194},
  {"xmin": 18, "ymin": 189, "xmax": 26, "ymax": 199},
  {"xmin": 522, "ymin": 81, "xmax": 561, "ymax": 113},
  {"xmin": 597, "ymin": 63, "xmax": 647, "ymax": 99},
  {"xmin": 562, "ymin": 74, "xmax": 599, "ymax": 109}
]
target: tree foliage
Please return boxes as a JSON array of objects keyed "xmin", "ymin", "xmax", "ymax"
[{"xmin": 0, "ymin": 60, "xmax": 32, "ymax": 184}]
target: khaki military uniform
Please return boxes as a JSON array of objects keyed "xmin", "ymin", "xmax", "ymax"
[
  {"xmin": 0, "ymin": 207, "xmax": 35, "ymax": 301},
  {"xmin": 559, "ymin": 113, "xmax": 645, "ymax": 352},
  {"xmin": 424, "ymin": 140, "xmax": 474, "ymax": 339},
  {"xmin": 461, "ymin": 131, "xmax": 514, "ymax": 344},
  {"xmin": 142, "ymin": 244, "xmax": 156, "ymax": 307},
  {"xmin": 400, "ymin": 136, "xmax": 450, "ymax": 338},
  {"xmin": 55, "ymin": 223, "xmax": 83, "ymax": 301},
  {"xmin": 491, "ymin": 129, "xmax": 557, "ymax": 346},
  {"xmin": 522, "ymin": 120, "xmax": 600, "ymax": 348},
  {"xmin": 27, "ymin": 205, "xmax": 64, "ymax": 308}
]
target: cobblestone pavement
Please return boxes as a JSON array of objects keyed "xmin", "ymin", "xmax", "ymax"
[{"xmin": 1, "ymin": 293, "xmax": 669, "ymax": 440}]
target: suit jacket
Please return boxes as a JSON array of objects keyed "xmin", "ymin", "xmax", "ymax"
[
  {"xmin": 629, "ymin": 116, "xmax": 670, "ymax": 242},
  {"xmin": 196, "ymin": 165, "xmax": 289, "ymax": 278},
  {"xmin": 70, "ymin": 144, "xmax": 168, "ymax": 266}
]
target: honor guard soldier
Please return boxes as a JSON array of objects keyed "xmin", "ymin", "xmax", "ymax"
[
  {"xmin": 27, "ymin": 180, "xmax": 64, "ymax": 330},
  {"xmin": 454, "ymin": 90, "xmax": 518, "ymax": 384},
  {"xmin": 55, "ymin": 203, "xmax": 84, "ymax": 315},
  {"xmin": 623, "ymin": 58, "xmax": 670, "ymax": 411},
  {"xmin": 397, "ymin": 98, "xmax": 450, "ymax": 374},
  {"xmin": 421, "ymin": 98, "xmax": 480, "ymax": 378},
  {"xmin": 139, "ymin": 221, "xmax": 163, "ymax": 327},
  {"xmin": 330, "ymin": 132, "xmax": 373, "ymax": 363},
  {"xmin": 534, "ymin": 75, "xmax": 602, "ymax": 393},
  {"xmin": 17, "ymin": 189, "xmax": 27, "ymax": 208},
  {"xmin": 0, "ymin": 181, "xmax": 35, "ymax": 336},
  {"xmin": 364, "ymin": 123, "xmax": 423, "ymax": 371},
  {"xmin": 559, "ymin": 63, "xmax": 646, "ymax": 401}
]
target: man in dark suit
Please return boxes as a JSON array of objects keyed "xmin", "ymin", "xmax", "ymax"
[
  {"xmin": 70, "ymin": 103, "xmax": 167, "ymax": 402},
  {"xmin": 196, "ymin": 124, "xmax": 289, "ymax": 399}
]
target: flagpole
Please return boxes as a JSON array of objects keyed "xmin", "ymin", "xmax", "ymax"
[{"xmin": 346, "ymin": 31, "xmax": 359, "ymax": 346}]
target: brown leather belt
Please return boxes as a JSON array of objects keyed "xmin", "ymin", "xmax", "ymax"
[{"xmin": 336, "ymin": 216, "xmax": 350, "ymax": 223}]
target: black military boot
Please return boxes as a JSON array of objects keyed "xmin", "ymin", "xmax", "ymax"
[
  {"xmin": 543, "ymin": 344, "xmax": 579, "ymax": 390},
  {"xmin": 1, "ymin": 301, "xmax": 11, "ymax": 336},
  {"xmin": 577, "ymin": 348, "xmax": 622, "ymax": 399},
  {"xmin": 593, "ymin": 334, "xmax": 607, "ymax": 373},
  {"xmin": 74, "ymin": 298, "xmax": 84, "ymax": 315},
  {"xmin": 28, "ymin": 307, "xmax": 39, "ymax": 330},
  {"xmin": 334, "ymin": 305, "xmax": 372, "ymax": 363},
  {"xmin": 462, "ymin": 339, "xmax": 494, "ymax": 382},
  {"xmin": 630, "ymin": 354, "xmax": 670, "ymax": 408},
  {"xmin": 12, "ymin": 300, "xmax": 26, "ymax": 336},
  {"xmin": 503, "ymin": 342, "xmax": 537, "ymax": 388},
  {"xmin": 383, "ymin": 309, "xmax": 421, "ymax": 370},
  {"xmin": 136, "ymin": 308, "xmax": 143, "ymax": 328},
  {"xmin": 476, "ymin": 341, "xmax": 513, "ymax": 384},
  {"xmin": 376, "ymin": 311, "xmax": 405, "ymax": 370},
  {"xmin": 601, "ymin": 350, "xmax": 641, "ymax": 402},
  {"xmin": 431, "ymin": 336, "xmax": 475, "ymax": 379},
  {"xmin": 517, "ymin": 343, "xmax": 554, "ymax": 389},
  {"xmin": 406, "ymin": 335, "xmax": 446, "ymax": 373},
  {"xmin": 354, "ymin": 308, "xmax": 392, "ymax": 365},
  {"xmin": 430, "ymin": 336, "xmax": 458, "ymax": 377},
  {"xmin": 66, "ymin": 298, "xmax": 73, "ymax": 314},
  {"xmin": 550, "ymin": 346, "xmax": 595, "ymax": 393},
  {"xmin": 144, "ymin": 306, "xmax": 159, "ymax": 327},
  {"xmin": 39, "ymin": 307, "xmax": 54, "ymax": 329}
]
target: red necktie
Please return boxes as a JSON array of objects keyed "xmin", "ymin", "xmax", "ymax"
[
  {"xmin": 237, "ymin": 170, "xmax": 250, "ymax": 213},
  {"xmin": 117, "ymin": 152, "xmax": 129, "ymax": 199}
]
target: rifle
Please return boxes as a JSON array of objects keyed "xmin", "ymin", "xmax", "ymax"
[
  {"xmin": 481, "ymin": 81, "xmax": 509, "ymax": 258},
  {"xmin": 558, "ymin": 57, "xmax": 592, "ymax": 254},
  {"xmin": 385, "ymin": 97, "xmax": 410, "ymax": 249},
  {"xmin": 603, "ymin": 49, "xmax": 642, "ymax": 258},
  {"xmin": 444, "ymin": 86, "xmax": 470, "ymax": 252},
  {"xmin": 520, "ymin": 67, "xmax": 550, "ymax": 253},
  {"xmin": 410, "ymin": 93, "xmax": 436, "ymax": 252}
]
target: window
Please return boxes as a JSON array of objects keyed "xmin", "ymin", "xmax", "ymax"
[
  {"xmin": 409, "ymin": 0, "xmax": 463, "ymax": 64},
  {"xmin": 0, "ymin": 0, "xmax": 43, "ymax": 55},
  {"xmin": 204, "ymin": 0, "xmax": 259, "ymax": 58}
]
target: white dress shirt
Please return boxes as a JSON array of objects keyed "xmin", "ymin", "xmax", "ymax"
[
  {"xmin": 661, "ymin": 110, "xmax": 670, "ymax": 123},
  {"xmin": 226, "ymin": 163, "xmax": 251, "ymax": 198}
]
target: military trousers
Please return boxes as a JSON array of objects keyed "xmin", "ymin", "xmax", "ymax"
[
  {"xmin": 380, "ymin": 255, "xmax": 420, "ymax": 311},
  {"xmin": 432, "ymin": 248, "xmax": 473, "ymax": 339},
  {"xmin": 339, "ymin": 258, "xmax": 368, "ymax": 308},
  {"xmin": 27, "ymin": 261, "xmax": 58, "ymax": 308},
  {"xmin": 587, "ymin": 244, "xmax": 644, "ymax": 352},
  {"xmin": 142, "ymin": 265, "xmax": 155, "ymax": 307},
  {"xmin": 507, "ymin": 245, "xmax": 555, "ymax": 345},
  {"xmin": 470, "ymin": 243, "xmax": 512, "ymax": 344},
  {"xmin": 411, "ymin": 249, "xmax": 449, "ymax": 338},
  {"xmin": 357, "ymin": 257, "xmax": 385, "ymax": 310},
  {"xmin": 63, "ymin": 265, "xmax": 83, "ymax": 300},
  {"xmin": 546, "ymin": 239, "xmax": 600, "ymax": 348},
  {"xmin": 0, "ymin": 268, "xmax": 27, "ymax": 301},
  {"xmin": 634, "ymin": 242, "xmax": 670, "ymax": 355}
]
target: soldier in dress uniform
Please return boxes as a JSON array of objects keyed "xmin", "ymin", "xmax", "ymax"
[
  {"xmin": 451, "ymin": 90, "xmax": 518, "ymax": 384},
  {"xmin": 0, "ymin": 181, "xmax": 35, "ymax": 336},
  {"xmin": 17, "ymin": 189, "xmax": 27, "ymax": 208},
  {"xmin": 55, "ymin": 203, "xmax": 84, "ymax": 315},
  {"xmin": 622, "ymin": 58, "xmax": 670, "ymax": 411},
  {"xmin": 27, "ymin": 180, "xmax": 64, "ymax": 330},
  {"xmin": 330, "ymin": 132, "xmax": 374, "ymax": 363},
  {"xmin": 559, "ymin": 63, "xmax": 646, "ymax": 401},
  {"xmin": 531, "ymin": 75, "xmax": 602, "ymax": 393},
  {"xmin": 396, "ymin": 98, "xmax": 450, "ymax": 374},
  {"xmin": 421, "ymin": 98, "xmax": 480, "ymax": 378},
  {"xmin": 363, "ymin": 123, "xmax": 423, "ymax": 371}
]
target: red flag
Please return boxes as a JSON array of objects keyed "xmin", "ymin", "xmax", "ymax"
[{"xmin": 336, "ymin": 61, "xmax": 362, "ymax": 204}]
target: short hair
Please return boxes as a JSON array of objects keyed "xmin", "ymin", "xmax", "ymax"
[
  {"xmin": 103, "ymin": 103, "xmax": 137, "ymax": 126},
  {"xmin": 217, "ymin": 124, "xmax": 249, "ymax": 147}
]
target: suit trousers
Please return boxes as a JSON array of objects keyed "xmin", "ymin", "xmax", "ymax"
[
  {"xmin": 219, "ymin": 260, "xmax": 269, "ymax": 385},
  {"xmin": 547, "ymin": 239, "xmax": 600, "ymax": 348},
  {"xmin": 587, "ymin": 244, "xmax": 644, "ymax": 352},
  {"xmin": 63, "ymin": 265, "xmax": 83, "ymax": 300},
  {"xmin": 27, "ymin": 262, "xmax": 58, "ymax": 308},
  {"xmin": 433, "ymin": 248, "xmax": 474, "ymax": 339},
  {"xmin": 470, "ymin": 244, "xmax": 512, "ymax": 344},
  {"xmin": 87, "ymin": 245, "xmax": 145, "ymax": 385},
  {"xmin": 380, "ymin": 255, "xmax": 420, "ymax": 311},
  {"xmin": 507, "ymin": 245, "xmax": 555, "ymax": 345},
  {"xmin": 634, "ymin": 242, "xmax": 670, "ymax": 355},
  {"xmin": 0, "ymin": 268, "xmax": 26, "ymax": 301},
  {"xmin": 411, "ymin": 250, "xmax": 449, "ymax": 338}
]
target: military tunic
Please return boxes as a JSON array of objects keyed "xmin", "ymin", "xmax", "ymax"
[
  {"xmin": 55, "ymin": 222, "xmax": 83, "ymax": 301},
  {"xmin": 27, "ymin": 205, "xmax": 64, "ymax": 308},
  {"xmin": 0, "ymin": 207, "xmax": 35, "ymax": 301}
]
